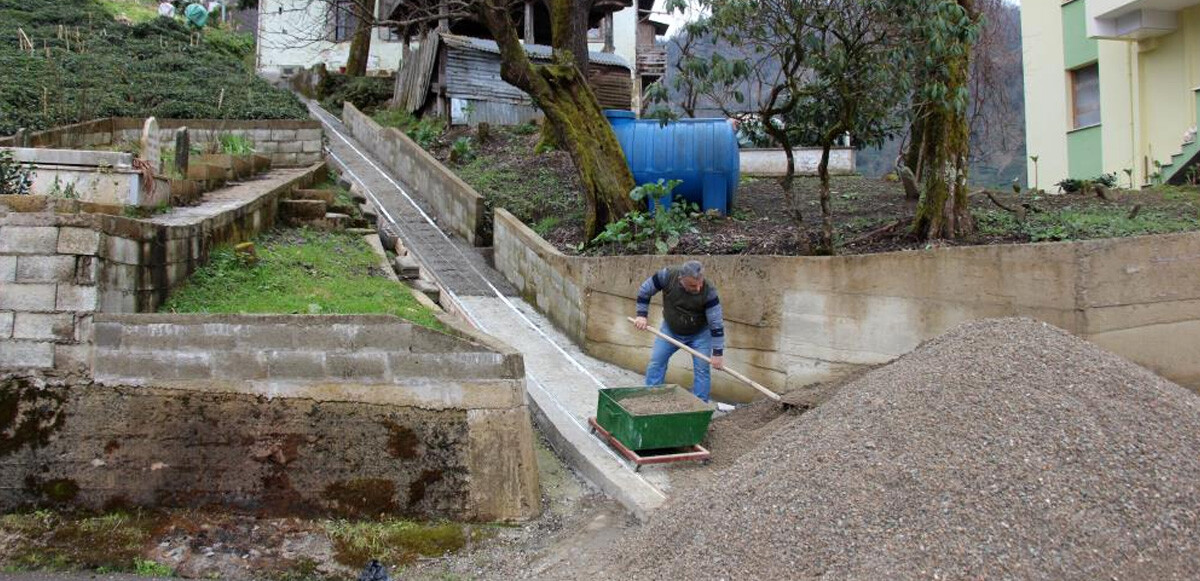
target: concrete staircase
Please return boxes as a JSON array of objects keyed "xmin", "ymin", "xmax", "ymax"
[
  {"xmin": 280, "ymin": 188, "xmax": 372, "ymax": 231},
  {"xmin": 1158, "ymin": 90, "xmax": 1200, "ymax": 186}
]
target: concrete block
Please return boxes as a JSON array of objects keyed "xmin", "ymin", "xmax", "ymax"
[
  {"xmin": 210, "ymin": 352, "xmax": 267, "ymax": 380},
  {"xmin": 296, "ymin": 129, "xmax": 323, "ymax": 141},
  {"xmin": 301, "ymin": 140, "xmax": 322, "ymax": 153},
  {"xmin": 54, "ymin": 343, "xmax": 92, "ymax": 372},
  {"xmin": 0, "ymin": 340, "xmax": 55, "ymax": 368},
  {"xmin": 57, "ymin": 227, "xmax": 101, "ymax": 255},
  {"xmin": 74, "ymin": 256, "xmax": 97, "ymax": 285},
  {"xmin": 57, "ymin": 285, "xmax": 98, "ymax": 312},
  {"xmin": 271, "ymin": 129, "xmax": 298, "ymax": 141},
  {"xmin": 0, "ymin": 226, "xmax": 59, "ymax": 255},
  {"xmin": 92, "ymin": 321, "xmax": 122, "ymax": 348},
  {"xmin": 15, "ymin": 255, "xmax": 76, "ymax": 282},
  {"xmin": 0, "ymin": 283, "xmax": 57, "ymax": 311},
  {"xmin": 0, "ymin": 255, "xmax": 15, "ymax": 282},
  {"xmin": 326, "ymin": 352, "xmax": 389, "ymax": 380},
  {"xmin": 256, "ymin": 141, "xmax": 279, "ymax": 153},
  {"xmin": 13, "ymin": 312, "xmax": 75, "ymax": 341},
  {"xmin": 278, "ymin": 141, "xmax": 303, "ymax": 153},
  {"xmin": 95, "ymin": 351, "xmax": 213, "ymax": 381},
  {"xmin": 265, "ymin": 351, "xmax": 326, "ymax": 379},
  {"xmin": 74, "ymin": 313, "xmax": 93, "ymax": 342},
  {"xmin": 235, "ymin": 325, "xmax": 298, "ymax": 350},
  {"xmin": 102, "ymin": 236, "xmax": 143, "ymax": 265},
  {"xmin": 0, "ymin": 312, "xmax": 12, "ymax": 338}
]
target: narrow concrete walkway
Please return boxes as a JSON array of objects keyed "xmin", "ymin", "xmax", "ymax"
[{"xmin": 308, "ymin": 102, "xmax": 682, "ymax": 519}]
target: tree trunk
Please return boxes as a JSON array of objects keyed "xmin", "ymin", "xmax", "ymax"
[
  {"xmin": 902, "ymin": 106, "xmax": 927, "ymax": 192},
  {"xmin": 911, "ymin": 0, "xmax": 977, "ymax": 241},
  {"xmin": 911, "ymin": 50, "xmax": 974, "ymax": 240},
  {"xmin": 344, "ymin": 0, "xmax": 372, "ymax": 77},
  {"xmin": 763, "ymin": 122, "xmax": 801, "ymax": 225},
  {"xmin": 479, "ymin": 1, "xmax": 636, "ymax": 240},
  {"xmin": 817, "ymin": 143, "xmax": 834, "ymax": 255}
]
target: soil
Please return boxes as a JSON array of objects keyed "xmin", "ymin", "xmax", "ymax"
[
  {"xmin": 617, "ymin": 387, "xmax": 713, "ymax": 416},
  {"xmin": 430, "ymin": 122, "xmax": 1200, "ymax": 256}
]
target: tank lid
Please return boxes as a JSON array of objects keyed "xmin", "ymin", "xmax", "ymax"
[{"xmin": 603, "ymin": 110, "xmax": 636, "ymax": 120}]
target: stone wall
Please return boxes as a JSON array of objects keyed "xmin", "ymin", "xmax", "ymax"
[
  {"xmin": 341, "ymin": 103, "xmax": 486, "ymax": 246},
  {"xmin": 0, "ymin": 118, "xmax": 323, "ymax": 168},
  {"xmin": 739, "ymin": 147, "xmax": 857, "ymax": 177},
  {"xmin": 0, "ymin": 164, "xmax": 325, "ymax": 373},
  {"xmin": 494, "ymin": 209, "xmax": 587, "ymax": 340},
  {"xmin": 493, "ymin": 216, "xmax": 1200, "ymax": 401}
]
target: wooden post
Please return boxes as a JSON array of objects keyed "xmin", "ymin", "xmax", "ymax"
[
  {"xmin": 15, "ymin": 128, "xmax": 30, "ymax": 148},
  {"xmin": 524, "ymin": 1, "xmax": 535, "ymax": 42},
  {"xmin": 603, "ymin": 13, "xmax": 614, "ymax": 53},
  {"xmin": 438, "ymin": 0, "xmax": 448, "ymax": 32}
]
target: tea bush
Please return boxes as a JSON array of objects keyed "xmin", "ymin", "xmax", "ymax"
[{"xmin": 0, "ymin": 0, "xmax": 307, "ymax": 136}]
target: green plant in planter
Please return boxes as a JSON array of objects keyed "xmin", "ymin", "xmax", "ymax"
[{"xmin": 0, "ymin": 150, "xmax": 35, "ymax": 195}]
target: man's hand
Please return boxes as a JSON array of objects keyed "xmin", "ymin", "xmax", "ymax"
[
  {"xmin": 711, "ymin": 355, "xmax": 724, "ymax": 370},
  {"xmin": 634, "ymin": 316, "xmax": 648, "ymax": 330}
]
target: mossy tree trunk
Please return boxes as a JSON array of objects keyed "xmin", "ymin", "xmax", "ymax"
[
  {"xmin": 479, "ymin": 0, "xmax": 636, "ymax": 239},
  {"xmin": 911, "ymin": 0, "xmax": 978, "ymax": 241},
  {"xmin": 345, "ymin": 0, "xmax": 373, "ymax": 77}
]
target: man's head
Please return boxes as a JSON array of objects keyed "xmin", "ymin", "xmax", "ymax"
[{"xmin": 678, "ymin": 260, "xmax": 704, "ymax": 294}]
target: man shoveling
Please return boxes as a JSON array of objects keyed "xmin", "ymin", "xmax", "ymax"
[{"xmin": 633, "ymin": 260, "xmax": 725, "ymax": 403}]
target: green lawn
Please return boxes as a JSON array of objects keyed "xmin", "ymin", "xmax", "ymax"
[{"xmin": 162, "ymin": 229, "xmax": 445, "ymax": 331}]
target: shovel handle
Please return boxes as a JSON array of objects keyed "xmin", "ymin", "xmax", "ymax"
[{"xmin": 627, "ymin": 317, "xmax": 782, "ymax": 401}]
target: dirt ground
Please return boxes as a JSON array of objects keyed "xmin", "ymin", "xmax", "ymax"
[{"xmin": 428, "ymin": 124, "xmax": 1200, "ymax": 257}]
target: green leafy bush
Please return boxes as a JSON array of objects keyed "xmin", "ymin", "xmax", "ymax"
[
  {"xmin": 591, "ymin": 180, "xmax": 698, "ymax": 254},
  {"xmin": 0, "ymin": 149, "xmax": 35, "ymax": 195},
  {"xmin": 319, "ymin": 74, "xmax": 393, "ymax": 116},
  {"xmin": 0, "ymin": 0, "xmax": 306, "ymax": 136}
]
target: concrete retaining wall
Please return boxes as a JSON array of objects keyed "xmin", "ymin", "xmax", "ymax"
[
  {"xmin": 1, "ymin": 314, "xmax": 539, "ymax": 520},
  {"xmin": 740, "ymin": 147, "xmax": 857, "ymax": 177},
  {"xmin": 341, "ymin": 103, "xmax": 486, "ymax": 246},
  {"xmin": 494, "ymin": 209, "xmax": 1200, "ymax": 400},
  {"xmin": 0, "ymin": 164, "xmax": 325, "ymax": 373},
  {"xmin": 0, "ymin": 118, "xmax": 323, "ymax": 168}
]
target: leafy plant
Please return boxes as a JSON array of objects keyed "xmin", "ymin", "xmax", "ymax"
[
  {"xmin": 591, "ymin": 179, "xmax": 697, "ymax": 254},
  {"xmin": 133, "ymin": 559, "xmax": 174, "ymax": 577},
  {"xmin": 0, "ymin": 149, "xmax": 35, "ymax": 195},
  {"xmin": 449, "ymin": 136, "xmax": 475, "ymax": 163},
  {"xmin": 513, "ymin": 121, "xmax": 539, "ymax": 136},
  {"xmin": 48, "ymin": 175, "xmax": 78, "ymax": 199},
  {"xmin": 532, "ymin": 216, "xmax": 561, "ymax": 235},
  {"xmin": 217, "ymin": 133, "xmax": 255, "ymax": 155}
]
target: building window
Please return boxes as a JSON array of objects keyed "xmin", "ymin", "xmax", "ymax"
[
  {"xmin": 330, "ymin": 0, "xmax": 359, "ymax": 43},
  {"xmin": 377, "ymin": 0, "xmax": 400, "ymax": 41},
  {"xmin": 1070, "ymin": 63, "xmax": 1100, "ymax": 129}
]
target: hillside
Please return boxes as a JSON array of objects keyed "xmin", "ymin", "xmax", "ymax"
[{"xmin": 0, "ymin": 0, "xmax": 306, "ymax": 136}]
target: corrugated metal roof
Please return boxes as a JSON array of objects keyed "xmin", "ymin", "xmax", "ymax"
[{"xmin": 439, "ymin": 33, "xmax": 632, "ymax": 70}]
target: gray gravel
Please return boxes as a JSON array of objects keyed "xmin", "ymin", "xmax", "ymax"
[{"xmin": 602, "ymin": 318, "xmax": 1200, "ymax": 580}]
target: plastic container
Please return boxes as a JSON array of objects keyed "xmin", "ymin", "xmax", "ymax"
[
  {"xmin": 595, "ymin": 385, "xmax": 714, "ymax": 451},
  {"xmin": 604, "ymin": 110, "xmax": 740, "ymax": 215}
]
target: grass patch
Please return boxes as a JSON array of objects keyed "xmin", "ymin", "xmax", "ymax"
[
  {"xmin": 372, "ymin": 109, "xmax": 446, "ymax": 149},
  {"xmin": 0, "ymin": 509, "xmax": 163, "ymax": 573},
  {"xmin": 974, "ymin": 205, "xmax": 1200, "ymax": 242},
  {"xmin": 324, "ymin": 519, "xmax": 486, "ymax": 569},
  {"xmin": 457, "ymin": 155, "xmax": 581, "ymax": 240},
  {"xmin": 161, "ymin": 229, "xmax": 445, "ymax": 331},
  {"xmin": 94, "ymin": 0, "xmax": 157, "ymax": 23}
]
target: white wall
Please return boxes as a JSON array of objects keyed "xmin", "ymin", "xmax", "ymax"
[
  {"xmin": 1021, "ymin": 1, "xmax": 1071, "ymax": 190},
  {"xmin": 257, "ymin": 0, "xmax": 406, "ymax": 75}
]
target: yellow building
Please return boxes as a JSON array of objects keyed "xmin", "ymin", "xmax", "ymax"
[{"xmin": 1022, "ymin": 0, "xmax": 1200, "ymax": 189}]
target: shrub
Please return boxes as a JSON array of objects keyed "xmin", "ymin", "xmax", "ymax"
[{"xmin": 0, "ymin": 149, "xmax": 35, "ymax": 195}]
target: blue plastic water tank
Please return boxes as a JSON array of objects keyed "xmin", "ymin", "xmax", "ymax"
[{"xmin": 604, "ymin": 110, "xmax": 739, "ymax": 215}]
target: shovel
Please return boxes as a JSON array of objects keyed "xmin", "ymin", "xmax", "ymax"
[{"xmin": 627, "ymin": 317, "xmax": 782, "ymax": 402}]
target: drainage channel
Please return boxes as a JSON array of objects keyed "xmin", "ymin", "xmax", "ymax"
[{"xmin": 306, "ymin": 101, "xmax": 670, "ymax": 518}]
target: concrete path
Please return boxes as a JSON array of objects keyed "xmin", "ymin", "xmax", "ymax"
[{"xmin": 308, "ymin": 102, "xmax": 682, "ymax": 519}]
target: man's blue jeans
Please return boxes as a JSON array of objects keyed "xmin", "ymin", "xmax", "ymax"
[{"xmin": 644, "ymin": 323, "xmax": 712, "ymax": 402}]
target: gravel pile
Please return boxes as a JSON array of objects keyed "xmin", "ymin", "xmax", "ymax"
[
  {"xmin": 603, "ymin": 318, "xmax": 1200, "ymax": 580},
  {"xmin": 619, "ymin": 387, "xmax": 712, "ymax": 416}
]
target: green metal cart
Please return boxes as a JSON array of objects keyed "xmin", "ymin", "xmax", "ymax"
[{"xmin": 589, "ymin": 385, "xmax": 714, "ymax": 471}]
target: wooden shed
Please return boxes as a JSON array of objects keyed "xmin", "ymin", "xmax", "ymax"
[{"xmin": 394, "ymin": 32, "xmax": 633, "ymax": 126}]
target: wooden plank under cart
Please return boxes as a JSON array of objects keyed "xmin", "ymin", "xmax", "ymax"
[{"xmin": 588, "ymin": 417, "xmax": 711, "ymax": 471}]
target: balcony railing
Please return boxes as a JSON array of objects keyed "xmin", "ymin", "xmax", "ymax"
[{"xmin": 637, "ymin": 48, "xmax": 666, "ymax": 76}]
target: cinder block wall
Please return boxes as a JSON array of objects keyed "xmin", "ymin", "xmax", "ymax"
[
  {"xmin": 0, "ymin": 117, "xmax": 323, "ymax": 168},
  {"xmin": 341, "ymin": 103, "xmax": 485, "ymax": 245},
  {"xmin": 0, "ymin": 315, "xmax": 540, "ymax": 522},
  {"xmin": 494, "ymin": 209, "xmax": 586, "ymax": 341},
  {"xmin": 0, "ymin": 163, "xmax": 324, "ymax": 372}
]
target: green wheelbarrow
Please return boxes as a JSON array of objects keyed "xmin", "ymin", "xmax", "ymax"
[{"xmin": 589, "ymin": 384, "xmax": 714, "ymax": 471}]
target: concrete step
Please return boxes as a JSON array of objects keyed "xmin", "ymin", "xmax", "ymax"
[
  {"xmin": 292, "ymin": 189, "xmax": 336, "ymax": 203},
  {"xmin": 280, "ymin": 199, "xmax": 326, "ymax": 221},
  {"xmin": 359, "ymin": 203, "xmax": 378, "ymax": 223},
  {"xmin": 409, "ymin": 278, "xmax": 440, "ymax": 304},
  {"xmin": 346, "ymin": 227, "xmax": 378, "ymax": 236},
  {"xmin": 323, "ymin": 212, "xmax": 350, "ymax": 229},
  {"xmin": 393, "ymin": 255, "xmax": 420, "ymax": 280}
]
